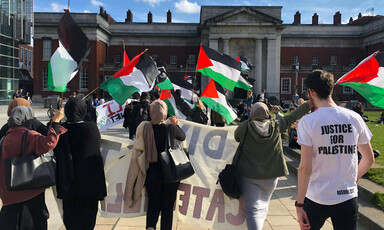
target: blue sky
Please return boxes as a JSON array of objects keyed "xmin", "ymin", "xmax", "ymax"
[{"xmin": 34, "ymin": 0, "xmax": 382, "ymax": 24}]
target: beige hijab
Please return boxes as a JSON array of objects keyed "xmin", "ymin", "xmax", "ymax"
[
  {"xmin": 143, "ymin": 100, "xmax": 168, "ymax": 166},
  {"xmin": 250, "ymin": 102, "xmax": 271, "ymax": 137}
]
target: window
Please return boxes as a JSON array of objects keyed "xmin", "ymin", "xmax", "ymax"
[
  {"xmin": 80, "ymin": 70, "xmax": 88, "ymax": 90},
  {"xmin": 43, "ymin": 69, "xmax": 48, "ymax": 89},
  {"xmin": 343, "ymin": 86, "xmax": 353, "ymax": 94},
  {"xmin": 188, "ymin": 55, "xmax": 196, "ymax": 65},
  {"xmin": 24, "ymin": 49, "xmax": 27, "ymax": 65},
  {"xmin": 20, "ymin": 47, "xmax": 24, "ymax": 63},
  {"xmin": 281, "ymin": 78, "xmax": 291, "ymax": 94},
  {"xmin": 170, "ymin": 54, "xmax": 177, "ymax": 65},
  {"xmin": 43, "ymin": 40, "xmax": 51, "ymax": 60},
  {"xmin": 312, "ymin": 55, "xmax": 318, "ymax": 66},
  {"xmin": 28, "ymin": 50, "xmax": 31, "ymax": 71},
  {"xmin": 349, "ymin": 56, "xmax": 356, "ymax": 66},
  {"xmin": 114, "ymin": 54, "xmax": 121, "ymax": 64},
  {"xmin": 330, "ymin": 55, "xmax": 337, "ymax": 66},
  {"xmin": 293, "ymin": 55, "xmax": 299, "ymax": 65},
  {"xmin": 302, "ymin": 78, "xmax": 307, "ymax": 93}
]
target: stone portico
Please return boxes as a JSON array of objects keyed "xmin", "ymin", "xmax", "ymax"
[{"xmin": 200, "ymin": 6, "xmax": 284, "ymax": 98}]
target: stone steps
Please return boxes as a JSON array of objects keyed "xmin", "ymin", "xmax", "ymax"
[{"xmin": 283, "ymin": 146, "xmax": 384, "ymax": 230}]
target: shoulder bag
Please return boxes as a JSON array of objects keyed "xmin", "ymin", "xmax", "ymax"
[
  {"xmin": 1, "ymin": 131, "xmax": 56, "ymax": 191},
  {"xmin": 159, "ymin": 126, "xmax": 195, "ymax": 183},
  {"xmin": 217, "ymin": 123, "xmax": 248, "ymax": 199}
]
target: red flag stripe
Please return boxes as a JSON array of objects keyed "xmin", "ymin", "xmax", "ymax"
[
  {"xmin": 337, "ymin": 52, "xmax": 379, "ymax": 84},
  {"xmin": 201, "ymin": 79, "xmax": 219, "ymax": 99},
  {"xmin": 113, "ymin": 51, "xmax": 144, "ymax": 78},
  {"xmin": 196, "ymin": 45, "xmax": 213, "ymax": 70},
  {"xmin": 160, "ymin": 89, "xmax": 172, "ymax": 100},
  {"xmin": 123, "ymin": 50, "xmax": 130, "ymax": 66}
]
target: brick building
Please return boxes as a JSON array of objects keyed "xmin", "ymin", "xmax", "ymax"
[{"xmin": 32, "ymin": 6, "xmax": 384, "ymax": 105}]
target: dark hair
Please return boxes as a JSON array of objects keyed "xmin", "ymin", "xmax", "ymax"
[
  {"xmin": 305, "ymin": 70, "xmax": 334, "ymax": 99},
  {"xmin": 140, "ymin": 92, "xmax": 150, "ymax": 102}
]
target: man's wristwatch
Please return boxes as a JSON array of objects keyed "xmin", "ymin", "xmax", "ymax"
[{"xmin": 295, "ymin": 201, "xmax": 304, "ymax": 207}]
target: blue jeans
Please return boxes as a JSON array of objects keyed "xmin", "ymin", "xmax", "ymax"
[{"xmin": 241, "ymin": 176, "xmax": 278, "ymax": 230}]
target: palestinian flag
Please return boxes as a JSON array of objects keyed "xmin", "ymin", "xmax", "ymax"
[
  {"xmin": 200, "ymin": 79, "xmax": 237, "ymax": 124},
  {"xmin": 100, "ymin": 53, "xmax": 159, "ymax": 105},
  {"xmin": 157, "ymin": 72, "xmax": 174, "ymax": 90},
  {"xmin": 167, "ymin": 73, "xmax": 198, "ymax": 104},
  {"xmin": 48, "ymin": 11, "xmax": 90, "ymax": 92},
  {"xmin": 185, "ymin": 75, "xmax": 193, "ymax": 84},
  {"xmin": 197, "ymin": 45, "xmax": 241, "ymax": 91},
  {"xmin": 336, "ymin": 51, "xmax": 384, "ymax": 108},
  {"xmin": 236, "ymin": 56, "xmax": 253, "ymax": 73},
  {"xmin": 160, "ymin": 89, "xmax": 187, "ymax": 119}
]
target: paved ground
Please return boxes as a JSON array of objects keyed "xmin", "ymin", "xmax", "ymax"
[{"xmin": 0, "ymin": 104, "xmax": 369, "ymax": 229}]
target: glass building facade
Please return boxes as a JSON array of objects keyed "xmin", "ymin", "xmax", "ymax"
[{"xmin": 0, "ymin": 0, "xmax": 32, "ymax": 105}]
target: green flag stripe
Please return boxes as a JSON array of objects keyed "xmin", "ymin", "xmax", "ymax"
[
  {"xmin": 157, "ymin": 78, "xmax": 174, "ymax": 90},
  {"xmin": 48, "ymin": 62, "xmax": 67, "ymax": 92},
  {"xmin": 339, "ymin": 82, "xmax": 384, "ymax": 108},
  {"xmin": 100, "ymin": 77, "xmax": 140, "ymax": 105},
  {"xmin": 200, "ymin": 97, "xmax": 235, "ymax": 124},
  {"xmin": 236, "ymin": 79, "xmax": 252, "ymax": 91},
  {"xmin": 197, "ymin": 68, "xmax": 237, "ymax": 91},
  {"xmin": 163, "ymin": 98, "xmax": 176, "ymax": 116}
]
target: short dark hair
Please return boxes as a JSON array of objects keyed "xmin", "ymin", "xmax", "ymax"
[
  {"xmin": 140, "ymin": 92, "xmax": 150, "ymax": 102},
  {"xmin": 305, "ymin": 70, "xmax": 334, "ymax": 99}
]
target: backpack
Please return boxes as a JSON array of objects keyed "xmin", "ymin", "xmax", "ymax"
[{"xmin": 135, "ymin": 104, "xmax": 149, "ymax": 127}]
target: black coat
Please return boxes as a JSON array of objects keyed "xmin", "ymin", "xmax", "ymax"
[{"xmin": 56, "ymin": 122, "xmax": 107, "ymax": 200}]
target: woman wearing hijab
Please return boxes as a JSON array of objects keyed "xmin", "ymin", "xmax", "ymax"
[
  {"xmin": 0, "ymin": 106, "xmax": 65, "ymax": 229},
  {"xmin": 234, "ymin": 101, "xmax": 313, "ymax": 230},
  {"xmin": 127, "ymin": 100, "xmax": 185, "ymax": 230},
  {"xmin": 57, "ymin": 97, "xmax": 106, "ymax": 230},
  {"xmin": 0, "ymin": 98, "xmax": 49, "ymax": 139}
]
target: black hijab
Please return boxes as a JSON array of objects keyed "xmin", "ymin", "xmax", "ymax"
[{"xmin": 65, "ymin": 97, "xmax": 87, "ymax": 123}]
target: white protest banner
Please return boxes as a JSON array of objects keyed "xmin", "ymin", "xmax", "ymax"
[
  {"xmin": 96, "ymin": 99, "xmax": 137, "ymax": 131},
  {"xmin": 99, "ymin": 119, "xmax": 246, "ymax": 229}
]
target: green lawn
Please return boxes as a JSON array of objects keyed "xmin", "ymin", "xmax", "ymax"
[{"xmin": 364, "ymin": 111, "xmax": 384, "ymax": 166}]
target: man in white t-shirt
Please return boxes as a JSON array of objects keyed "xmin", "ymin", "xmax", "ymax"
[{"xmin": 295, "ymin": 70, "xmax": 375, "ymax": 230}]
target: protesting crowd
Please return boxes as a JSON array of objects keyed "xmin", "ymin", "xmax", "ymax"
[
  {"xmin": 0, "ymin": 69, "xmax": 377, "ymax": 230},
  {"xmin": 0, "ymin": 8, "xmax": 381, "ymax": 230}
]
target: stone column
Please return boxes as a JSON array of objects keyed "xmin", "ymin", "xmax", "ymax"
[
  {"xmin": 266, "ymin": 39, "xmax": 278, "ymax": 97},
  {"xmin": 254, "ymin": 39, "xmax": 262, "ymax": 95},
  {"xmin": 209, "ymin": 39, "xmax": 218, "ymax": 51},
  {"xmin": 223, "ymin": 39, "xmax": 229, "ymax": 55}
]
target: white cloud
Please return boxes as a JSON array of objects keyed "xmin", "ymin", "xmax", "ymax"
[
  {"xmin": 84, "ymin": 10, "xmax": 91, "ymax": 13},
  {"xmin": 242, "ymin": 1, "xmax": 251, "ymax": 5},
  {"xmin": 137, "ymin": 0, "xmax": 167, "ymax": 7},
  {"xmin": 175, "ymin": 0, "xmax": 200, "ymax": 14},
  {"xmin": 50, "ymin": 3, "xmax": 66, "ymax": 12},
  {"xmin": 91, "ymin": 0, "xmax": 104, "ymax": 6}
]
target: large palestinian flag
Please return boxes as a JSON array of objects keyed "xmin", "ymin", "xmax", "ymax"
[
  {"xmin": 100, "ymin": 53, "xmax": 159, "ymax": 105},
  {"xmin": 336, "ymin": 51, "xmax": 384, "ymax": 108},
  {"xmin": 197, "ymin": 45, "xmax": 241, "ymax": 91},
  {"xmin": 200, "ymin": 79, "xmax": 237, "ymax": 124},
  {"xmin": 48, "ymin": 11, "xmax": 90, "ymax": 92}
]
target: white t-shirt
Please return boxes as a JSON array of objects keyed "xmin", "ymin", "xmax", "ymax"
[{"xmin": 297, "ymin": 106, "xmax": 372, "ymax": 205}]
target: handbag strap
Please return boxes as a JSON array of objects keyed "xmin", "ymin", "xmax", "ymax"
[
  {"xmin": 166, "ymin": 125, "xmax": 172, "ymax": 150},
  {"xmin": 233, "ymin": 121, "xmax": 249, "ymax": 166}
]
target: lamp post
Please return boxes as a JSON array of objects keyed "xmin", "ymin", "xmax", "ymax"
[{"xmin": 293, "ymin": 63, "xmax": 299, "ymax": 104}]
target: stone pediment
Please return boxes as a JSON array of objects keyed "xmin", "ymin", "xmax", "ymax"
[{"xmin": 203, "ymin": 6, "xmax": 282, "ymax": 25}]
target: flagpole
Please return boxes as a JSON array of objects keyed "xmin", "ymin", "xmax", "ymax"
[
  {"xmin": 67, "ymin": 0, "xmax": 70, "ymax": 11},
  {"xmin": 184, "ymin": 58, "xmax": 189, "ymax": 78},
  {"xmin": 82, "ymin": 87, "xmax": 99, "ymax": 100}
]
